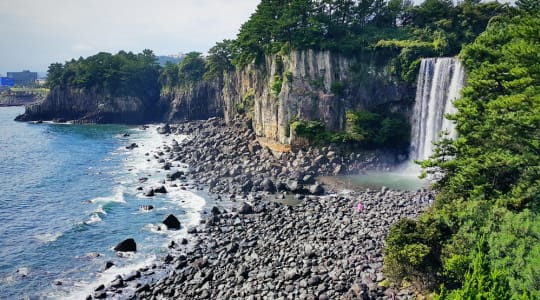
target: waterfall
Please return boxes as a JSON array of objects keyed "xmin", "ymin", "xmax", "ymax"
[{"xmin": 410, "ymin": 57, "xmax": 465, "ymax": 161}]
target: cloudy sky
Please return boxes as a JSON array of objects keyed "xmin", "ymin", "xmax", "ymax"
[
  {"xmin": 1, "ymin": 0, "xmax": 514, "ymax": 74},
  {"xmin": 0, "ymin": 0, "xmax": 259, "ymax": 73}
]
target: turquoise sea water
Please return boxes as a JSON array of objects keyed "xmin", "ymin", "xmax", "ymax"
[{"xmin": 0, "ymin": 106, "xmax": 208, "ymax": 299}]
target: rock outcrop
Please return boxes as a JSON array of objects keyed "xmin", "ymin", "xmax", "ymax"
[
  {"xmin": 221, "ymin": 50, "xmax": 413, "ymax": 144},
  {"xmin": 15, "ymin": 86, "xmax": 160, "ymax": 124},
  {"xmin": 161, "ymin": 82, "xmax": 224, "ymax": 122},
  {"xmin": 16, "ymin": 50, "xmax": 414, "ymax": 145},
  {"xmin": 0, "ymin": 90, "xmax": 45, "ymax": 107}
]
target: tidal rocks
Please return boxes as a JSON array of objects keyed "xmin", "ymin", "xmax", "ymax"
[
  {"xmin": 162, "ymin": 214, "xmax": 181, "ymax": 230},
  {"xmin": 96, "ymin": 117, "xmax": 420, "ymax": 300},
  {"xmin": 157, "ymin": 124, "xmax": 171, "ymax": 134},
  {"xmin": 114, "ymin": 238, "xmax": 137, "ymax": 252},
  {"xmin": 126, "ymin": 143, "xmax": 138, "ymax": 150},
  {"xmin": 153, "ymin": 185, "xmax": 168, "ymax": 194},
  {"xmin": 166, "ymin": 170, "xmax": 184, "ymax": 181}
]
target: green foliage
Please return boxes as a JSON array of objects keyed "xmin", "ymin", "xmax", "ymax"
[
  {"xmin": 384, "ymin": 9, "xmax": 540, "ymax": 298},
  {"xmin": 290, "ymin": 110, "xmax": 409, "ymax": 148},
  {"xmin": 284, "ymin": 71, "xmax": 293, "ymax": 83},
  {"xmin": 271, "ymin": 75, "xmax": 283, "ymax": 96},
  {"xmin": 177, "ymin": 52, "xmax": 206, "ymax": 86},
  {"xmin": 345, "ymin": 110, "xmax": 410, "ymax": 148},
  {"xmin": 204, "ymin": 39, "xmax": 235, "ymax": 80},
  {"xmin": 45, "ymin": 49, "xmax": 160, "ymax": 99},
  {"xmin": 309, "ymin": 77, "xmax": 324, "ymax": 89},
  {"xmin": 384, "ymin": 217, "xmax": 450, "ymax": 290},
  {"xmin": 330, "ymin": 81, "xmax": 346, "ymax": 95},
  {"xmin": 434, "ymin": 238, "xmax": 512, "ymax": 300},
  {"xmin": 236, "ymin": 91, "xmax": 256, "ymax": 117}
]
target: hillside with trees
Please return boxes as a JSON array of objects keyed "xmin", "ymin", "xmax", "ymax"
[
  {"xmin": 45, "ymin": 50, "xmax": 160, "ymax": 101},
  {"xmin": 384, "ymin": 5, "xmax": 540, "ymax": 298}
]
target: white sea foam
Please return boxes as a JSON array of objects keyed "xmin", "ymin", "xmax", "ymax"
[
  {"xmin": 58, "ymin": 256, "xmax": 157, "ymax": 300},
  {"xmin": 84, "ymin": 213, "xmax": 102, "ymax": 225},
  {"xmin": 34, "ymin": 232, "xmax": 63, "ymax": 243},
  {"xmin": 88, "ymin": 186, "xmax": 125, "ymax": 204}
]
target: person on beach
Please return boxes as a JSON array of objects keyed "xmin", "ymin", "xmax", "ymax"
[{"xmin": 357, "ymin": 201, "xmax": 364, "ymax": 213}]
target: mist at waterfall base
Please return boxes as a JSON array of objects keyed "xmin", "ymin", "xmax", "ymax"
[
  {"xmin": 326, "ymin": 57, "xmax": 464, "ymax": 191},
  {"xmin": 0, "ymin": 106, "xmax": 211, "ymax": 299}
]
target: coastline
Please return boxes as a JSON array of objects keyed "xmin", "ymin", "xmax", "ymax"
[{"xmin": 84, "ymin": 117, "xmax": 427, "ymax": 299}]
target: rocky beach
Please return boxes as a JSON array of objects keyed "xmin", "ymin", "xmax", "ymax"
[{"xmin": 84, "ymin": 117, "xmax": 429, "ymax": 300}]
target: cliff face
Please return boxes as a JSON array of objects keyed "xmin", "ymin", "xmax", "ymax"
[
  {"xmin": 222, "ymin": 50, "xmax": 413, "ymax": 144},
  {"xmin": 0, "ymin": 91, "xmax": 44, "ymax": 107},
  {"xmin": 15, "ymin": 87, "xmax": 159, "ymax": 124},
  {"xmin": 161, "ymin": 82, "xmax": 223, "ymax": 123},
  {"xmin": 16, "ymin": 50, "xmax": 413, "ymax": 144}
]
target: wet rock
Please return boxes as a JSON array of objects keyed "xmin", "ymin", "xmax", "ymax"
[
  {"xmin": 239, "ymin": 202, "xmax": 253, "ymax": 214},
  {"xmin": 157, "ymin": 124, "xmax": 171, "ymax": 134},
  {"xmin": 104, "ymin": 261, "xmax": 115, "ymax": 271},
  {"xmin": 153, "ymin": 186, "xmax": 168, "ymax": 194},
  {"xmin": 114, "ymin": 238, "xmax": 136, "ymax": 252},
  {"xmin": 166, "ymin": 171, "xmax": 184, "ymax": 181},
  {"xmin": 163, "ymin": 214, "xmax": 181, "ymax": 230},
  {"xmin": 261, "ymin": 178, "xmax": 276, "ymax": 193},
  {"xmin": 126, "ymin": 143, "xmax": 138, "ymax": 150},
  {"xmin": 144, "ymin": 189, "xmax": 155, "ymax": 197}
]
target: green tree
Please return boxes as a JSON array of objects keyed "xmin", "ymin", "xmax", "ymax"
[
  {"xmin": 204, "ymin": 40, "xmax": 235, "ymax": 80},
  {"xmin": 177, "ymin": 52, "xmax": 206, "ymax": 86}
]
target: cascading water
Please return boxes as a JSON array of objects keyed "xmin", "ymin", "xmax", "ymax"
[{"xmin": 410, "ymin": 57, "xmax": 465, "ymax": 161}]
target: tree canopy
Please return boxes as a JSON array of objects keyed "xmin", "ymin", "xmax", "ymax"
[
  {"xmin": 46, "ymin": 50, "xmax": 160, "ymax": 99},
  {"xmin": 384, "ymin": 7, "xmax": 540, "ymax": 298}
]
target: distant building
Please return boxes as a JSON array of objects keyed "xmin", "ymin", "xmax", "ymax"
[
  {"xmin": 0, "ymin": 77, "xmax": 15, "ymax": 87},
  {"xmin": 7, "ymin": 70, "xmax": 38, "ymax": 87}
]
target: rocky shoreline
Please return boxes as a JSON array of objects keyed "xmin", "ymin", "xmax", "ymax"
[{"xmin": 88, "ymin": 117, "xmax": 428, "ymax": 299}]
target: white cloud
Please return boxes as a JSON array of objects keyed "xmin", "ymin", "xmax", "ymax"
[{"xmin": 0, "ymin": 0, "xmax": 259, "ymax": 71}]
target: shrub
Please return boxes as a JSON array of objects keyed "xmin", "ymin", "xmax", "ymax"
[{"xmin": 271, "ymin": 75, "xmax": 283, "ymax": 96}]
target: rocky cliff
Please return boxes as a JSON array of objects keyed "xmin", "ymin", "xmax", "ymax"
[
  {"xmin": 161, "ymin": 81, "xmax": 223, "ymax": 122},
  {"xmin": 15, "ymin": 87, "xmax": 159, "ymax": 124},
  {"xmin": 0, "ymin": 91, "xmax": 45, "ymax": 107},
  {"xmin": 221, "ymin": 50, "xmax": 413, "ymax": 144},
  {"xmin": 16, "ymin": 50, "xmax": 413, "ymax": 144}
]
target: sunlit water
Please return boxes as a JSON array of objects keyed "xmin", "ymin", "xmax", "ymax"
[
  {"xmin": 0, "ymin": 106, "xmax": 209, "ymax": 299},
  {"xmin": 319, "ymin": 164, "xmax": 427, "ymax": 192}
]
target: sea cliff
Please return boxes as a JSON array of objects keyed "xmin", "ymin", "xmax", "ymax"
[{"xmin": 17, "ymin": 50, "xmax": 414, "ymax": 143}]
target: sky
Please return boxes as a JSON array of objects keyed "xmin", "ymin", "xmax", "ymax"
[
  {"xmin": 0, "ymin": 0, "xmax": 260, "ymax": 73},
  {"xmin": 0, "ymin": 0, "xmax": 514, "ymax": 74}
]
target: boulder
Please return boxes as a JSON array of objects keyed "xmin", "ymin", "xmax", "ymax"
[
  {"xmin": 153, "ymin": 186, "xmax": 167, "ymax": 194},
  {"xmin": 166, "ymin": 171, "xmax": 184, "ymax": 181},
  {"xmin": 308, "ymin": 183, "xmax": 324, "ymax": 195},
  {"xmin": 157, "ymin": 123, "xmax": 171, "ymax": 134},
  {"xmin": 261, "ymin": 178, "xmax": 276, "ymax": 193},
  {"xmin": 163, "ymin": 214, "xmax": 181, "ymax": 229},
  {"xmin": 126, "ymin": 143, "xmax": 138, "ymax": 150},
  {"xmin": 241, "ymin": 180, "xmax": 253, "ymax": 193},
  {"xmin": 114, "ymin": 238, "xmax": 137, "ymax": 252},
  {"xmin": 239, "ymin": 202, "xmax": 253, "ymax": 214},
  {"xmin": 286, "ymin": 180, "xmax": 300, "ymax": 193}
]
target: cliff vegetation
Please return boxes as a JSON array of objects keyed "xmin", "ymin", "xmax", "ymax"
[{"xmin": 383, "ymin": 5, "xmax": 540, "ymax": 298}]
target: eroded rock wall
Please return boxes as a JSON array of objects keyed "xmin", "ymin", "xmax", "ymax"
[
  {"xmin": 16, "ymin": 87, "xmax": 158, "ymax": 124},
  {"xmin": 222, "ymin": 50, "xmax": 413, "ymax": 144}
]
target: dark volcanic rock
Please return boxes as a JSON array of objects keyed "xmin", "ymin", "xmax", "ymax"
[
  {"xmin": 166, "ymin": 171, "xmax": 184, "ymax": 181},
  {"xmin": 153, "ymin": 186, "xmax": 168, "ymax": 194},
  {"xmin": 126, "ymin": 143, "xmax": 138, "ymax": 150},
  {"xmin": 239, "ymin": 202, "xmax": 253, "ymax": 214},
  {"xmin": 157, "ymin": 124, "xmax": 171, "ymax": 134},
  {"xmin": 114, "ymin": 238, "xmax": 136, "ymax": 252},
  {"xmin": 163, "ymin": 214, "xmax": 181, "ymax": 229}
]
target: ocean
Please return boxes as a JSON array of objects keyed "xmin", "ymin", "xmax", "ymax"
[{"xmin": 0, "ymin": 106, "xmax": 208, "ymax": 299}]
